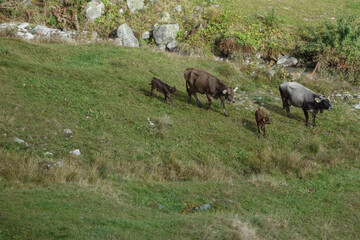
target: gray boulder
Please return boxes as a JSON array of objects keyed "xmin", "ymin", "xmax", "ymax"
[
  {"xmin": 277, "ymin": 55, "xmax": 298, "ymax": 67},
  {"xmin": 31, "ymin": 25, "xmax": 55, "ymax": 36},
  {"xmin": 115, "ymin": 23, "xmax": 139, "ymax": 47},
  {"xmin": 127, "ymin": 0, "xmax": 144, "ymax": 13},
  {"xmin": 153, "ymin": 24, "xmax": 179, "ymax": 46},
  {"xmin": 0, "ymin": 23, "xmax": 17, "ymax": 31},
  {"xmin": 85, "ymin": 0, "xmax": 105, "ymax": 22}
]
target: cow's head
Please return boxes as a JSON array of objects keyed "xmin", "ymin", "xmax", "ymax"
[
  {"xmin": 171, "ymin": 86, "xmax": 177, "ymax": 95},
  {"xmin": 222, "ymin": 86, "xmax": 238, "ymax": 103},
  {"xmin": 263, "ymin": 116, "xmax": 271, "ymax": 124},
  {"xmin": 315, "ymin": 96, "xmax": 332, "ymax": 112}
]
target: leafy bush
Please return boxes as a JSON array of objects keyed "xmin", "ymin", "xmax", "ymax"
[{"xmin": 296, "ymin": 15, "xmax": 360, "ymax": 84}]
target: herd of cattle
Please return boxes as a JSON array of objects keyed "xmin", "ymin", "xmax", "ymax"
[{"xmin": 150, "ymin": 68, "xmax": 333, "ymax": 138}]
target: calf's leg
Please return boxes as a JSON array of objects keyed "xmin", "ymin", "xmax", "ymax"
[
  {"xmin": 166, "ymin": 93, "xmax": 175, "ymax": 106},
  {"xmin": 257, "ymin": 124, "xmax": 261, "ymax": 139},
  {"xmin": 151, "ymin": 85, "xmax": 155, "ymax": 96},
  {"xmin": 262, "ymin": 125, "xmax": 266, "ymax": 137}
]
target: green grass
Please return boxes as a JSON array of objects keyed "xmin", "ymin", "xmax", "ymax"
[
  {"xmin": 0, "ymin": 38, "xmax": 360, "ymax": 239},
  {"xmin": 212, "ymin": 0, "xmax": 360, "ymax": 26}
]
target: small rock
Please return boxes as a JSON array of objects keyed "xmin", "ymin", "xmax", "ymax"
[
  {"xmin": 45, "ymin": 161, "xmax": 64, "ymax": 169},
  {"xmin": 158, "ymin": 203, "xmax": 164, "ymax": 210},
  {"xmin": 275, "ymin": 97, "xmax": 281, "ymax": 101},
  {"xmin": 174, "ymin": 5, "xmax": 182, "ymax": 12},
  {"xmin": 16, "ymin": 32, "xmax": 34, "ymax": 40},
  {"xmin": 277, "ymin": 55, "xmax": 298, "ymax": 67},
  {"xmin": 64, "ymin": 129, "xmax": 73, "ymax": 134},
  {"xmin": 194, "ymin": 6, "xmax": 201, "ymax": 11},
  {"xmin": 195, "ymin": 203, "xmax": 211, "ymax": 211},
  {"xmin": 13, "ymin": 137, "xmax": 29, "ymax": 146},
  {"xmin": 243, "ymin": 121, "xmax": 248, "ymax": 126},
  {"xmin": 147, "ymin": 117, "xmax": 155, "ymax": 126},
  {"xmin": 45, "ymin": 152, "xmax": 54, "ymax": 156},
  {"xmin": 155, "ymin": 44, "xmax": 166, "ymax": 51},
  {"xmin": 119, "ymin": 8, "xmax": 124, "ymax": 14},
  {"xmin": 70, "ymin": 149, "xmax": 81, "ymax": 156},
  {"xmin": 17, "ymin": 22, "xmax": 29, "ymax": 30},
  {"xmin": 166, "ymin": 40, "xmax": 177, "ymax": 50},
  {"xmin": 354, "ymin": 102, "xmax": 360, "ymax": 110},
  {"xmin": 159, "ymin": 11, "xmax": 171, "ymax": 23},
  {"xmin": 344, "ymin": 93, "xmax": 353, "ymax": 99},
  {"xmin": 142, "ymin": 31, "xmax": 151, "ymax": 40}
]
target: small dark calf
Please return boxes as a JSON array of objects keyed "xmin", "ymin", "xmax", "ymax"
[
  {"xmin": 150, "ymin": 77, "xmax": 177, "ymax": 106},
  {"xmin": 255, "ymin": 108, "xmax": 270, "ymax": 138}
]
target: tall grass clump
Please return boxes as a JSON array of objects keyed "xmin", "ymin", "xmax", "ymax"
[{"xmin": 297, "ymin": 15, "xmax": 360, "ymax": 84}]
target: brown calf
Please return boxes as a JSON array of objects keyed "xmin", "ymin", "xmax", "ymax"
[
  {"xmin": 150, "ymin": 77, "xmax": 177, "ymax": 106},
  {"xmin": 255, "ymin": 108, "xmax": 270, "ymax": 138}
]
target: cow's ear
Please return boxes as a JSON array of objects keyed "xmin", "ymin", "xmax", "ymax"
[
  {"xmin": 222, "ymin": 89, "xmax": 227, "ymax": 94},
  {"xmin": 315, "ymin": 97, "xmax": 321, "ymax": 103}
]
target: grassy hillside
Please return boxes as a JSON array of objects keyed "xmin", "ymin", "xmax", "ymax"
[{"xmin": 0, "ymin": 38, "xmax": 360, "ymax": 239}]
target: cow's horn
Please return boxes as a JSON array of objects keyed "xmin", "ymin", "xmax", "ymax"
[
  {"xmin": 223, "ymin": 89, "xmax": 227, "ymax": 94},
  {"xmin": 234, "ymin": 87, "xmax": 238, "ymax": 92},
  {"xmin": 315, "ymin": 97, "xmax": 321, "ymax": 103}
]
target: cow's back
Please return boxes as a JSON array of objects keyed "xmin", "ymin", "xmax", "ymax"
[
  {"xmin": 280, "ymin": 82, "xmax": 315, "ymax": 107},
  {"xmin": 184, "ymin": 68, "xmax": 216, "ymax": 94}
]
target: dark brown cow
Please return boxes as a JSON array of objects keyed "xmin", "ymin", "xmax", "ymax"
[
  {"xmin": 255, "ymin": 108, "xmax": 270, "ymax": 138},
  {"xmin": 184, "ymin": 68, "xmax": 237, "ymax": 117},
  {"xmin": 150, "ymin": 77, "xmax": 177, "ymax": 106}
]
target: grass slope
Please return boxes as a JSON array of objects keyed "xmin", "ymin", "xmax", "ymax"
[{"xmin": 0, "ymin": 38, "xmax": 360, "ymax": 239}]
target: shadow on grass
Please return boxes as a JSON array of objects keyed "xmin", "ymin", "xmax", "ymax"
[{"xmin": 241, "ymin": 117, "xmax": 258, "ymax": 137}]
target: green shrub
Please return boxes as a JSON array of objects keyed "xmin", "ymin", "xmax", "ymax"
[{"xmin": 297, "ymin": 15, "xmax": 360, "ymax": 84}]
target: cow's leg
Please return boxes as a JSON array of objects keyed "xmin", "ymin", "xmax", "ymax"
[
  {"xmin": 279, "ymin": 88, "xmax": 287, "ymax": 110},
  {"xmin": 303, "ymin": 109, "xmax": 309, "ymax": 127},
  {"xmin": 205, "ymin": 93, "xmax": 212, "ymax": 110},
  {"xmin": 220, "ymin": 96, "xmax": 228, "ymax": 117},
  {"xmin": 257, "ymin": 124, "xmax": 261, "ymax": 139},
  {"xmin": 286, "ymin": 106, "xmax": 292, "ymax": 118},
  {"xmin": 193, "ymin": 93, "xmax": 203, "ymax": 108},
  {"xmin": 312, "ymin": 113, "xmax": 316, "ymax": 127},
  {"xmin": 262, "ymin": 125, "xmax": 266, "ymax": 138}
]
